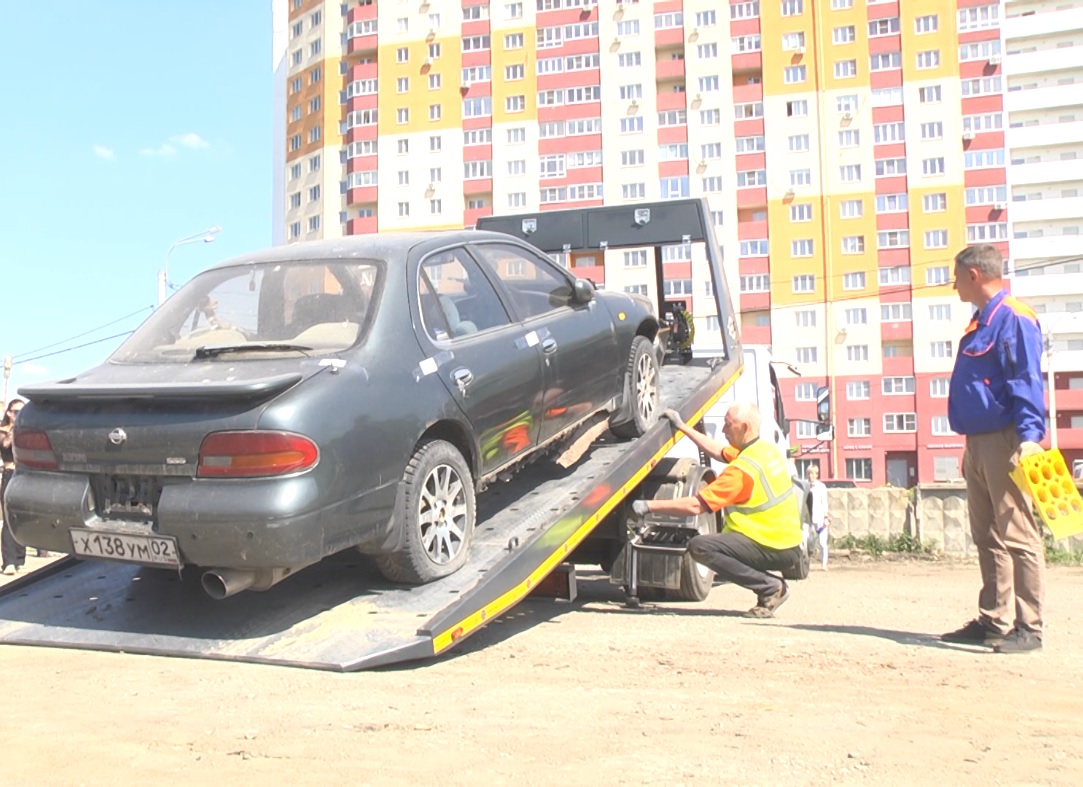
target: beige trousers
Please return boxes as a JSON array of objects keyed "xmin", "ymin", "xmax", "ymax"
[{"xmin": 963, "ymin": 426, "xmax": 1045, "ymax": 635}]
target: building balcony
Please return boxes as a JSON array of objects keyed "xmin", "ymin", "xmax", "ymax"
[
  {"xmin": 1008, "ymin": 120, "xmax": 1083, "ymax": 151},
  {"xmin": 732, "ymin": 82, "xmax": 763, "ymax": 103},
  {"xmin": 346, "ymin": 186, "xmax": 377, "ymax": 206},
  {"xmin": 1006, "ymin": 45, "xmax": 1083, "ymax": 77},
  {"xmin": 463, "ymin": 178, "xmax": 493, "ymax": 196},
  {"xmin": 656, "ymin": 91, "xmax": 687, "ymax": 111},
  {"xmin": 1012, "ymin": 158, "xmax": 1083, "ymax": 186},
  {"xmin": 732, "ymin": 52, "xmax": 761, "ymax": 75},
  {"xmin": 347, "ymin": 215, "xmax": 378, "ymax": 236},
  {"xmin": 737, "ymin": 220, "xmax": 768, "ymax": 240},
  {"xmin": 740, "ymin": 291, "xmax": 771, "ymax": 312},
  {"xmin": 464, "ymin": 204, "xmax": 493, "ymax": 228},
  {"xmin": 655, "ymin": 57, "xmax": 686, "ymax": 80},
  {"xmin": 1013, "ymin": 269, "xmax": 1083, "ymax": 298},
  {"xmin": 736, "ymin": 187, "xmax": 767, "ymax": 209},
  {"xmin": 1010, "ymin": 195, "xmax": 1083, "ymax": 224},
  {"xmin": 1004, "ymin": 6, "xmax": 1083, "ymax": 40},
  {"xmin": 654, "ymin": 27, "xmax": 684, "ymax": 48},
  {"xmin": 1005, "ymin": 83, "xmax": 1083, "ymax": 113},
  {"xmin": 881, "ymin": 320, "xmax": 914, "ymax": 342}
]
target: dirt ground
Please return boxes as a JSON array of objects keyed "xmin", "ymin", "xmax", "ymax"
[{"xmin": 1, "ymin": 558, "xmax": 1081, "ymax": 786}]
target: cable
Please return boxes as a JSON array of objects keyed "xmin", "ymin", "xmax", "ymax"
[
  {"xmin": 14, "ymin": 331, "xmax": 134, "ymax": 365},
  {"xmin": 11, "ymin": 306, "xmax": 153, "ymax": 360}
]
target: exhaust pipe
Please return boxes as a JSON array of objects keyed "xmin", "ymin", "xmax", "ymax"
[{"xmin": 200, "ymin": 566, "xmax": 303, "ymax": 600}]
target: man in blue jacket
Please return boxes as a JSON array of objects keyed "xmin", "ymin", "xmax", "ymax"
[{"xmin": 942, "ymin": 244, "xmax": 1046, "ymax": 654}]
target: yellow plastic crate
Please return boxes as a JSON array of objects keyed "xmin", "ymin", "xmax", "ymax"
[{"xmin": 1010, "ymin": 449, "xmax": 1083, "ymax": 541}]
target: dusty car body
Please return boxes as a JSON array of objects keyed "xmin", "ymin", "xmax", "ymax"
[{"xmin": 6, "ymin": 231, "xmax": 660, "ymax": 596}]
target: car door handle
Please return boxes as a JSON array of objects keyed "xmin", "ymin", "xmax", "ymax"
[
  {"xmin": 451, "ymin": 367, "xmax": 474, "ymax": 394},
  {"xmin": 541, "ymin": 337, "xmax": 558, "ymax": 355}
]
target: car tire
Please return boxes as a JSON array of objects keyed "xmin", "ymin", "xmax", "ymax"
[
  {"xmin": 609, "ymin": 336, "xmax": 661, "ymax": 439},
  {"xmin": 671, "ymin": 508, "xmax": 721, "ymax": 602},
  {"xmin": 374, "ymin": 439, "xmax": 476, "ymax": 585}
]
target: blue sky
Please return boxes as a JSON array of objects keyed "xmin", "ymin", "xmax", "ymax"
[{"xmin": 0, "ymin": 1, "xmax": 273, "ymax": 402}]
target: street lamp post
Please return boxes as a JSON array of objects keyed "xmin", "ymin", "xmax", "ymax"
[{"xmin": 158, "ymin": 226, "xmax": 222, "ymax": 306}]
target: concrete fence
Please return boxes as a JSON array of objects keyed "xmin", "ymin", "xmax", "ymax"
[{"xmin": 826, "ymin": 483, "xmax": 1083, "ymax": 556}]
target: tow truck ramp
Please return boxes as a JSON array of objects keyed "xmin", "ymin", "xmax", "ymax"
[{"xmin": 0, "ymin": 361, "xmax": 736, "ymax": 671}]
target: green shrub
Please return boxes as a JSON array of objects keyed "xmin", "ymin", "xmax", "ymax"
[{"xmin": 835, "ymin": 532, "xmax": 937, "ymax": 557}]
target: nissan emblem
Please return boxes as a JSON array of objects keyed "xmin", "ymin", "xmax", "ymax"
[{"xmin": 108, "ymin": 428, "xmax": 128, "ymax": 446}]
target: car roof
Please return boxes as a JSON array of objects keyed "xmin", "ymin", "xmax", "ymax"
[{"xmin": 206, "ymin": 230, "xmax": 522, "ymax": 271}]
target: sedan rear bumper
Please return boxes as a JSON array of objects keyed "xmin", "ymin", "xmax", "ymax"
[{"xmin": 4, "ymin": 470, "xmax": 398, "ymax": 569}]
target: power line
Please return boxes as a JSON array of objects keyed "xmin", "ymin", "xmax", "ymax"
[
  {"xmin": 11, "ymin": 305, "xmax": 153, "ymax": 360},
  {"xmin": 14, "ymin": 331, "xmax": 134, "ymax": 365}
]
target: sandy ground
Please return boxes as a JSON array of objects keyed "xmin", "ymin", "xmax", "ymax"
[{"xmin": 1, "ymin": 558, "xmax": 1081, "ymax": 786}]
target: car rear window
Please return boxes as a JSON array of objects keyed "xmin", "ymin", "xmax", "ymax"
[{"xmin": 110, "ymin": 259, "xmax": 382, "ymax": 363}]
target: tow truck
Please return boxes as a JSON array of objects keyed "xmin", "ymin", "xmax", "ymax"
[{"xmin": 0, "ymin": 199, "xmax": 811, "ymax": 671}]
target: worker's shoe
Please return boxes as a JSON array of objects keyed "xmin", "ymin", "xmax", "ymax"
[
  {"xmin": 745, "ymin": 581, "xmax": 789, "ymax": 619},
  {"xmin": 994, "ymin": 628, "xmax": 1042, "ymax": 654},
  {"xmin": 940, "ymin": 619, "xmax": 1005, "ymax": 646},
  {"xmin": 0, "ymin": 565, "xmax": 13, "ymax": 576}
]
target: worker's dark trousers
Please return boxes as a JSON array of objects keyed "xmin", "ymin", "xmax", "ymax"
[
  {"xmin": 0, "ymin": 468, "xmax": 25, "ymax": 569},
  {"xmin": 688, "ymin": 531, "xmax": 801, "ymax": 601}
]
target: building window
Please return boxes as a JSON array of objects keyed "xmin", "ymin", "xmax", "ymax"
[
  {"xmin": 925, "ymin": 232, "xmax": 949, "ymax": 251},
  {"xmin": 883, "ymin": 376, "xmax": 915, "ymax": 395},
  {"xmin": 622, "ymin": 183, "xmax": 646, "ymax": 199},
  {"xmin": 879, "ymin": 264, "xmax": 911, "ymax": 284},
  {"xmin": 839, "ymin": 164, "xmax": 862, "ymax": 182},
  {"xmin": 928, "ymin": 304, "xmax": 952, "ymax": 321},
  {"xmin": 870, "ymin": 52, "xmax": 902, "ymax": 71},
  {"xmin": 784, "ymin": 65, "xmax": 807, "ymax": 84},
  {"xmin": 623, "ymin": 250, "xmax": 648, "ymax": 268},
  {"xmin": 838, "ymin": 129, "xmax": 860, "ymax": 147},
  {"xmin": 915, "ymin": 15, "xmax": 938, "ymax": 33},
  {"xmin": 868, "ymin": 17, "xmax": 900, "ymax": 37},
  {"xmin": 790, "ymin": 169, "xmax": 812, "ymax": 186},
  {"xmin": 795, "ymin": 310, "xmax": 817, "ymax": 328},
  {"xmin": 846, "ymin": 458, "xmax": 873, "ymax": 481},
  {"xmin": 841, "ymin": 236, "xmax": 865, "ymax": 254},
  {"xmin": 847, "ymin": 345, "xmax": 870, "ymax": 362},
  {"xmin": 883, "ymin": 413, "xmax": 917, "ymax": 433},
  {"xmin": 792, "ymin": 274, "xmax": 815, "ymax": 292},
  {"xmin": 740, "ymin": 274, "xmax": 770, "ymax": 292},
  {"xmin": 922, "ymin": 157, "xmax": 946, "ymax": 176},
  {"xmin": 930, "ymin": 377, "xmax": 950, "ymax": 397},
  {"xmin": 848, "ymin": 419, "xmax": 871, "ymax": 438},
  {"xmin": 876, "ymin": 193, "xmax": 908, "ymax": 213},
  {"xmin": 795, "ymin": 347, "xmax": 818, "ymax": 364},
  {"xmin": 917, "ymin": 50, "xmax": 940, "ymax": 70},
  {"xmin": 786, "ymin": 99, "xmax": 808, "ymax": 117},
  {"xmin": 740, "ymin": 240, "xmax": 769, "ymax": 257},
  {"xmin": 882, "ymin": 303, "xmax": 912, "ymax": 321},
  {"xmin": 923, "ymin": 193, "xmax": 947, "ymax": 212},
  {"xmin": 919, "ymin": 85, "xmax": 942, "ymax": 104},
  {"xmin": 781, "ymin": 0, "xmax": 804, "ymax": 17},
  {"xmin": 930, "ymin": 341, "xmax": 953, "ymax": 358},
  {"xmin": 931, "ymin": 416, "xmax": 955, "ymax": 436},
  {"xmin": 788, "ymin": 134, "xmax": 810, "ymax": 152},
  {"xmin": 840, "ymin": 199, "xmax": 863, "ymax": 218},
  {"xmin": 790, "ymin": 204, "xmax": 812, "ymax": 222},
  {"xmin": 842, "ymin": 272, "xmax": 865, "ymax": 290},
  {"xmin": 791, "ymin": 239, "xmax": 814, "ymax": 257},
  {"xmin": 833, "ymin": 25, "xmax": 855, "ymax": 44},
  {"xmin": 847, "ymin": 381, "xmax": 870, "ymax": 400},
  {"xmin": 834, "ymin": 60, "xmax": 857, "ymax": 79}
]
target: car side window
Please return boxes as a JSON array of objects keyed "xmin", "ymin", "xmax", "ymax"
[
  {"xmin": 419, "ymin": 248, "xmax": 510, "ymax": 341},
  {"xmin": 471, "ymin": 244, "xmax": 574, "ymax": 320}
]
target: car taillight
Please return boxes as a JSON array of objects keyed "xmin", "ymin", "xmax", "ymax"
[
  {"xmin": 197, "ymin": 431, "xmax": 319, "ymax": 478},
  {"xmin": 14, "ymin": 429, "xmax": 59, "ymax": 470}
]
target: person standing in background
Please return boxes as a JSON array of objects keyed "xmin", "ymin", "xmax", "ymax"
[
  {"xmin": 1, "ymin": 398, "xmax": 26, "ymax": 575},
  {"xmin": 941, "ymin": 244, "xmax": 1047, "ymax": 655},
  {"xmin": 807, "ymin": 465, "xmax": 830, "ymax": 571}
]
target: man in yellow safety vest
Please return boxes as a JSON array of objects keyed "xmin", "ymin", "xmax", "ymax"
[{"xmin": 632, "ymin": 402, "xmax": 802, "ymax": 618}]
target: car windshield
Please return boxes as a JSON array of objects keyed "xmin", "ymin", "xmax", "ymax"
[{"xmin": 110, "ymin": 259, "xmax": 382, "ymax": 363}]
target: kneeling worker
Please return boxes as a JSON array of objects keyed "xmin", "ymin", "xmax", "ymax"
[{"xmin": 631, "ymin": 403, "xmax": 802, "ymax": 618}]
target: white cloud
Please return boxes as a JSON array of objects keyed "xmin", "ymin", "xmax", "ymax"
[
  {"xmin": 93, "ymin": 145, "xmax": 115, "ymax": 160},
  {"xmin": 171, "ymin": 132, "xmax": 210, "ymax": 150},
  {"xmin": 140, "ymin": 143, "xmax": 178, "ymax": 157},
  {"xmin": 138, "ymin": 133, "xmax": 211, "ymax": 158}
]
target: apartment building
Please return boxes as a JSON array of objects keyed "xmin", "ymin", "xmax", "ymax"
[
  {"xmin": 1004, "ymin": 0, "xmax": 1083, "ymax": 476},
  {"xmin": 273, "ymin": 0, "xmax": 1081, "ymax": 484}
]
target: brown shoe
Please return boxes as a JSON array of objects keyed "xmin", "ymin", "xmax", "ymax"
[{"xmin": 744, "ymin": 581, "xmax": 790, "ymax": 618}]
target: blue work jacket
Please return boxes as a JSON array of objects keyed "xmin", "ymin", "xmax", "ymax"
[{"xmin": 948, "ymin": 289, "xmax": 1045, "ymax": 442}]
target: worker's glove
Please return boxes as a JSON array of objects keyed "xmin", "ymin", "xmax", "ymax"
[
  {"xmin": 661, "ymin": 409, "xmax": 685, "ymax": 430},
  {"xmin": 631, "ymin": 500, "xmax": 650, "ymax": 518},
  {"xmin": 1011, "ymin": 441, "xmax": 1044, "ymax": 468}
]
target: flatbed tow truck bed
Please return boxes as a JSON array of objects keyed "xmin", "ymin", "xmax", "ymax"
[{"xmin": 0, "ymin": 360, "xmax": 738, "ymax": 671}]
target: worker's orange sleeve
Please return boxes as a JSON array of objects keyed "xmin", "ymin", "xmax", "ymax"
[{"xmin": 696, "ymin": 463, "xmax": 754, "ymax": 512}]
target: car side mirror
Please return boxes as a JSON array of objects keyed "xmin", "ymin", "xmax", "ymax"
[{"xmin": 573, "ymin": 278, "xmax": 595, "ymax": 304}]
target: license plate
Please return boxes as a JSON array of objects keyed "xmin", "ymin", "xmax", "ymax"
[{"xmin": 70, "ymin": 529, "xmax": 182, "ymax": 568}]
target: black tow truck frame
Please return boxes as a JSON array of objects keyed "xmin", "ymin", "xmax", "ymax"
[{"xmin": 0, "ymin": 199, "xmax": 747, "ymax": 671}]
